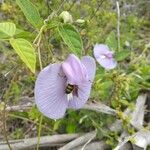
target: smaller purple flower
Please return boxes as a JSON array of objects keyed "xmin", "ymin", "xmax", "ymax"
[
  {"xmin": 93, "ymin": 44, "xmax": 117, "ymax": 70},
  {"xmin": 34, "ymin": 54, "xmax": 96, "ymax": 119}
]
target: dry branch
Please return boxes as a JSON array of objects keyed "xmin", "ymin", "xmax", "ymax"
[
  {"xmin": 5, "ymin": 103, "xmax": 33, "ymax": 112},
  {"xmin": 114, "ymin": 130, "xmax": 150, "ymax": 150},
  {"xmin": 5, "ymin": 97, "xmax": 117, "ymax": 116},
  {"xmin": 72, "ymin": 141, "xmax": 110, "ymax": 150},
  {"xmin": 58, "ymin": 131, "xmax": 96, "ymax": 150},
  {"xmin": 134, "ymin": 130, "xmax": 150, "ymax": 149},
  {"xmin": 130, "ymin": 94, "xmax": 147, "ymax": 130},
  {"xmin": 114, "ymin": 94, "xmax": 149, "ymax": 150},
  {"xmin": 0, "ymin": 133, "xmax": 80, "ymax": 150},
  {"xmin": 83, "ymin": 101, "xmax": 117, "ymax": 115}
]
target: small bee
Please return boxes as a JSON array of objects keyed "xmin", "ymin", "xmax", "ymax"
[
  {"xmin": 65, "ymin": 84, "xmax": 78, "ymax": 96},
  {"xmin": 65, "ymin": 84, "xmax": 74, "ymax": 94}
]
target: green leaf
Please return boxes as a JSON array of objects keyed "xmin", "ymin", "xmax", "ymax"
[
  {"xmin": 120, "ymin": 99, "xmax": 130, "ymax": 106},
  {"xmin": 66, "ymin": 123, "xmax": 76, "ymax": 133},
  {"xmin": 0, "ymin": 22, "xmax": 16, "ymax": 38},
  {"xmin": 15, "ymin": 28, "xmax": 35, "ymax": 39},
  {"xmin": 10, "ymin": 38, "xmax": 36, "ymax": 73},
  {"xmin": 53, "ymin": 120, "xmax": 61, "ymax": 131},
  {"xmin": 115, "ymin": 49, "xmax": 130, "ymax": 61},
  {"xmin": 58, "ymin": 24, "xmax": 83, "ymax": 56},
  {"xmin": 16, "ymin": 0, "xmax": 43, "ymax": 28},
  {"xmin": 0, "ymin": 31, "xmax": 10, "ymax": 39},
  {"xmin": 105, "ymin": 31, "xmax": 117, "ymax": 51}
]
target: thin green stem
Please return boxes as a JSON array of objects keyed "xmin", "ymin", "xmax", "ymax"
[
  {"xmin": 9, "ymin": 114, "xmax": 52, "ymax": 132},
  {"xmin": 36, "ymin": 115, "xmax": 43, "ymax": 150},
  {"xmin": 33, "ymin": 25, "xmax": 46, "ymax": 45},
  {"xmin": 33, "ymin": 22, "xmax": 45, "ymax": 150},
  {"xmin": 116, "ymin": 1, "xmax": 120, "ymax": 51},
  {"xmin": 2, "ymin": 105, "xmax": 12, "ymax": 150},
  {"xmin": 37, "ymin": 35, "xmax": 43, "ymax": 70}
]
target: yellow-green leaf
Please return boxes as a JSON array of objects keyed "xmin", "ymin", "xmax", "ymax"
[
  {"xmin": 0, "ymin": 22, "xmax": 16, "ymax": 37},
  {"xmin": 10, "ymin": 38, "xmax": 36, "ymax": 73}
]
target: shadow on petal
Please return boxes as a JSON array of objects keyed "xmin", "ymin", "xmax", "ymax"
[
  {"xmin": 68, "ymin": 56, "xmax": 96, "ymax": 109},
  {"xmin": 68, "ymin": 81, "xmax": 92, "ymax": 109},
  {"xmin": 81, "ymin": 56, "xmax": 96, "ymax": 81}
]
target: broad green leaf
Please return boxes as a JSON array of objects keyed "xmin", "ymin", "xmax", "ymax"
[
  {"xmin": 105, "ymin": 31, "xmax": 117, "ymax": 51},
  {"xmin": 115, "ymin": 49, "xmax": 130, "ymax": 61},
  {"xmin": 10, "ymin": 38, "xmax": 36, "ymax": 73},
  {"xmin": 58, "ymin": 24, "xmax": 83, "ymax": 56},
  {"xmin": 16, "ymin": 0, "xmax": 43, "ymax": 28},
  {"xmin": 0, "ymin": 22, "xmax": 16, "ymax": 37},
  {"xmin": 15, "ymin": 28, "xmax": 35, "ymax": 39}
]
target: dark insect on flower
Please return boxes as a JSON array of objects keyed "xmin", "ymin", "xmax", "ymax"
[
  {"xmin": 65, "ymin": 84, "xmax": 78, "ymax": 100},
  {"xmin": 65, "ymin": 84, "xmax": 74, "ymax": 94},
  {"xmin": 34, "ymin": 54, "xmax": 96, "ymax": 119}
]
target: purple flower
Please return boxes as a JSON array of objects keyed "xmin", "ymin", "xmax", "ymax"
[
  {"xmin": 93, "ymin": 44, "xmax": 117, "ymax": 70},
  {"xmin": 34, "ymin": 54, "xmax": 96, "ymax": 119}
]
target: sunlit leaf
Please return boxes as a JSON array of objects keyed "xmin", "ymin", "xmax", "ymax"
[
  {"xmin": 10, "ymin": 38, "xmax": 36, "ymax": 73},
  {"xmin": 66, "ymin": 123, "xmax": 76, "ymax": 133},
  {"xmin": 58, "ymin": 24, "xmax": 83, "ymax": 56},
  {"xmin": 0, "ymin": 22, "xmax": 16, "ymax": 38},
  {"xmin": 46, "ymin": 20, "xmax": 60, "ymax": 29},
  {"xmin": 16, "ymin": 0, "xmax": 43, "ymax": 28},
  {"xmin": 115, "ymin": 49, "xmax": 130, "ymax": 61},
  {"xmin": 105, "ymin": 31, "xmax": 117, "ymax": 51}
]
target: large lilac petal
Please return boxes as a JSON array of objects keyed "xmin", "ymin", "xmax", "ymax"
[
  {"xmin": 68, "ymin": 56, "xmax": 96, "ymax": 109},
  {"xmin": 62, "ymin": 54, "xmax": 88, "ymax": 85},
  {"xmin": 81, "ymin": 56, "xmax": 96, "ymax": 81},
  {"xmin": 34, "ymin": 64, "xmax": 68, "ymax": 119},
  {"xmin": 96, "ymin": 57, "xmax": 117, "ymax": 69}
]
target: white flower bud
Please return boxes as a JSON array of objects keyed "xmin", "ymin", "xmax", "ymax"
[
  {"xmin": 59, "ymin": 11, "xmax": 73, "ymax": 23},
  {"xmin": 76, "ymin": 19, "xmax": 85, "ymax": 24}
]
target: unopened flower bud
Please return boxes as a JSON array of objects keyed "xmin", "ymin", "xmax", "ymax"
[
  {"xmin": 76, "ymin": 19, "xmax": 85, "ymax": 24},
  {"xmin": 59, "ymin": 11, "xmax": 73, "ymax": 23}
]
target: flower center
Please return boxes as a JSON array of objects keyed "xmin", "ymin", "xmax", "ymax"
[
  {"xmin": 100, "ymin": 53, "xmax": 113, "ymax": 59},
  {"xmin": 65, "ymin": 84, "xmax": 78, "ymax": 96}
]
